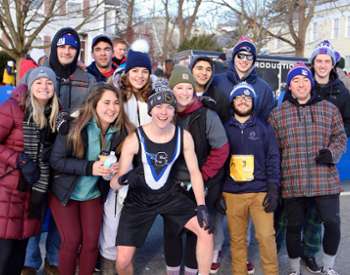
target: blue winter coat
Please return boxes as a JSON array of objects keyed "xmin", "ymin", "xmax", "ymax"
[
  {"xmin": 207, "ymin": 62, "xmax": 275, "ymax": 122},
  {"xmin": 223, "ymin": 115, "xmax": 280, "ymax": 193}
]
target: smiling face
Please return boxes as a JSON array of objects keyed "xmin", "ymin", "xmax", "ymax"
[
  {"xmin": 95, "ymin": 89, "xmax": 120, "ymax": 131},
  {"xmin": 92, "ymin": 41, "xmax": 113, "ymax": 69},
  {"xmin": 172, "ymin": 83, "xmax": 194, "ymax": 111},
  {"xmin": 313, "ymin": 54, "xmax": 333, "ymax": 83},
  {"xmin": 150, "ymin": 103, "xmax": 175, "ymax": 129},
  {"xmin": 192, "ymin": 60, "xmax": 212, "ymax": 88},
  {"xmin": 127, "ymin": 67, "xmax": 150, "ymax": 90},
  {"xmin": 234, "ymin": 51, "xmax": 254, "ymax": 76},
  {"xmin": 57, "ymin": 45, "xmax": 77, "ymax": 65},
  {"xmin": 232, "ymin": 95, "xmax": 253, "ymax": 117},
  {"xmin": 289, "ymin": 75, "xmax": 312, "ymax": 104},
  {"xmin": 31, "ymin": 77, "xmax": 55, "ymax": 105}
]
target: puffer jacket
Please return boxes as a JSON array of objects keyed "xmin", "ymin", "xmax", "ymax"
[{"xmin": 0, "ymin": 85, "xmax": 40, "ymax": 239}]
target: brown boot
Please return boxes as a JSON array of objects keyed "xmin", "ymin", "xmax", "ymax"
[
  {"xmin": 21, "ymin": 267, "xmax": 37, "ymax": 275},
  {"xmin": 100, "ymin": 256, "xmax": 116, "ymax": 275},
  {"xmin": 44, "ymin": 260, "xmax": 59, "ymax": 275}
]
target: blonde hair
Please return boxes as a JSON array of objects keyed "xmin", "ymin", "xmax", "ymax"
[
  {"xmin": 68, "ymin": 83, "xmax": 133, "ymax": 158},
  {"xmin": 26, "ymin": 89, "xmax": 59, "ymax": 131}
]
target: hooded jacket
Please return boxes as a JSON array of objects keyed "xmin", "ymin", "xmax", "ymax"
[
  {"xmin": 207, "ymin": 61, "xmax": 275, "ymax": 123},
  {"xmin": 223, "ymin": 115, "xmax": 280, "ymax": 194},
  {"xmin": 314, "ymin": 70, "xmax": 350, "ymax": 136},
  {"xmin": 0, "ymin": 85, "xmax": 41, "ymax": 239},
  {"xmin": 269, "ymin": 89, "xmax": 347, "ymax": 198},
  {"xmin": 48, "ymin": 27, "xmax": 95, "ymax": 114}
]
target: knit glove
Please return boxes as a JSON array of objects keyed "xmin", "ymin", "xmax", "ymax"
[
  {"xmin": 263, "ymin": 183, "xmax": 279, "ymax": 213},
  {"xmin": 118, "ymin": 166, "xmax": 144, "ymax": 187},
  {"xmin": 315, "ymin": 148, "xmax": 333, "ymax": 164},
  {"xmin": 28, "ymin": 190, "xmax": 46, "ymax": 219},
  {"xmin": 196, "ymin": 205, "xmax": 213, "ymax": 233},
  {"xmin": 56, "ymin": 111, "xmax": 70, "ymax": 135},
  {"xmin": 17, "ymin": 153, "xmax": 40, "ymax": 185}
]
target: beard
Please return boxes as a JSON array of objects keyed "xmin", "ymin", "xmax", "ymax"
[{"xmin": 232, "ymin": 104, "xmax": 253, "ymax": 117}]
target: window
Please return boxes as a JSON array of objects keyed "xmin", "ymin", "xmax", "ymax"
[
  {"xmin": 312, "ymin": 22, "xmax": 318, "ymax": 41},
  {"xmin": 347, "ymin": 16, "xmax": 350, "ymax": 37},
  {"xmin": 68, "ymin": 0, "xmax": 82, "ymax": 16},
  {"xmin": 333, "ymin": 18, "xmax": 339, "ymax": 38}
]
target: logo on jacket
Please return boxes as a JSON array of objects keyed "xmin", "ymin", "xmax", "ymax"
[{"xmin": 248, "ymin": 131, "xmax": 259, "ymax": 141}]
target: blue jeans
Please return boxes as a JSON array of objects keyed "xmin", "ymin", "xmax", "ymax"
[{"xmin": 24, "ymin": 210, "xmax": 60, "ymax": 270}]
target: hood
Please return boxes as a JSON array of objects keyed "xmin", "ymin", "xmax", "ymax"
[
  {"xmin": 177, "ymin": 96, "xmax": 203, "ymax": 117},
  {"xmin": 11, "ymin": 84, "xmax": 28, "ymax": 109},
  {"xmin": 189, "ymin": 56, "xmax": 215, "ymax": 93},
  {"xmin": 226, "ymin": 60, "xmax": 257, "ymax": 85},
  {"xmin": 49, "ymin": 27, "xmax": 81, "ymax": 79}
]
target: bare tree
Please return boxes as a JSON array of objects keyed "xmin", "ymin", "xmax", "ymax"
[
  {"xmin": 211, "ymin": 0, "xmax": 333, "ymax": 56},
  {"xmin": 176, "ymin": 0, "xmax": 203, "ymax": 45},
  {"xmin": 0, "ymin": 0, "xmax": 107, "ymax": 81}
]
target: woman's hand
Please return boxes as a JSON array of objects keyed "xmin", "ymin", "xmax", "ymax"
[
  {"xmin": 110, "ymin": 162, "xmax": 119, "ymax": 176},
  {"xmin": 110, "ymin": 174, "xmax": 121, "ymax": 190},
  {"xmin": 92, "ymin": 160, "xmax": 111, "ymax": 177}
]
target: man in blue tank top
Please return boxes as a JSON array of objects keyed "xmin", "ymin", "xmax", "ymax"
[{"xmin": 110, "ymin": 89, "xmax": 213, "ymax": 275}]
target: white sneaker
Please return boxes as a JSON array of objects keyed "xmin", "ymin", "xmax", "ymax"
[{"xmin": 322, "ymin": 268, "xmax": 340, "ymax": 275}]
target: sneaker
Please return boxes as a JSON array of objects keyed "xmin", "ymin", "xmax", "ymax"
[
  {"xmin": 95, "ymin": 254, "xmax": 101, "ymax": 272},
  {"xmin": 322, "ymin": 268, "xmax": 340, "ymax": 275},
  {"xmin": 210, "ymin": 251, "xmax": 222, "ymax": 274},
  {"xmin": 288, "ymin": 272, "xmax": 299, "ymax": 275},
  {"xmin": 210, "ymin": 262, "xmax": 220, "ymax": 274},
  {"xmin": 302, "ymin": 256, "xmax": 321, "ymax": 273},
  {"xmin": 247, "ymin": 261, "xmax": 255, "ymax": 274},
  {"xmin": 21, "ymin": 267, "xmax": 36, "ymax": 275},
  {"xmin": 44, "ymin": 260, "xmax": 59, "ymax": 275}
]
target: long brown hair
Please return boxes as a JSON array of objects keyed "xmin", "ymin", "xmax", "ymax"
[
  {"xmin": 68, "ymin": 83, "xmax": 134, "ymax": 158},
  {"xmin": 120, "ymin": 71, "xmax": 152, "ymax": 102}
]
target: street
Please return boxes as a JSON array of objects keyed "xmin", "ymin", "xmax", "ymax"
[{"xmin": 131, "ymin": 181, "xmax": 350, "ymax": 275}]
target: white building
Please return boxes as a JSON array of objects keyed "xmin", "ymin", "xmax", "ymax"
[{"xmin": 265, "ymin": 0, "xmax": 350, "ymax": 69}]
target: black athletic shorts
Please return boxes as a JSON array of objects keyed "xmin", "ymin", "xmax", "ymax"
[{"xmin": 116, "ymin": 186, "xmax": 197, "ymax": 248}]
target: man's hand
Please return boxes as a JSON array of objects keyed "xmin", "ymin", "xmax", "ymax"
[
  {"xmin": 196, "ymin": 205, "xmax": 213, "ymax": 233},
  {"xmin": 315, "ymin": 148, "xmax": 333, "ymax": 164},
  {"xmin": 263, "ymin": 183, "xmax": 279, "ymax": 213}
]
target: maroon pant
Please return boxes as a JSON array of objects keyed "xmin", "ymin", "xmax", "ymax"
[{"xmin": 49, "ymin": 194, "xmax": 103, "ymax": 275}]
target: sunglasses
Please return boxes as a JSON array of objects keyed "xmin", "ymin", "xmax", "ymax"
[{"xmin": 237, "ymin": 53, "xmax": 254, "ymax": 61}]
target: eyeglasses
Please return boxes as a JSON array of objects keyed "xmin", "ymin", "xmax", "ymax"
[
  {"xmin": 234, "ymin": 95, "xmax": 253, "ymax": 102},
  {"xmin": 237, "ymin": 53, "xmax": 254, "ymax": 61}
]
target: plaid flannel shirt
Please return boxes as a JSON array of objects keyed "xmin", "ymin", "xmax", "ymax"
[{"xmin": 269, "ymin": 99, "xmax": 347, "ymax": 198}]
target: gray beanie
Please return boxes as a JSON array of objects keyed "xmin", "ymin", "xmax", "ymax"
[
  {"xmin": 27, "ymin": 66, "xmax": 57, "ymax": 90},
  {"xmin": 147, "ymin": 89, "xmax": 177, "ymax": 115}
]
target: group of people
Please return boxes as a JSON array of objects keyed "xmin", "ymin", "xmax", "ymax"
[{"xmin": 0, "ymin": 25, "xmax": 349, "ymax": 275}]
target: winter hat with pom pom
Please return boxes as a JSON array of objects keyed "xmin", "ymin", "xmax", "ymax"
[{"xmin": 125, "ymin": 39, "xmax": 152, "ymax": 73}]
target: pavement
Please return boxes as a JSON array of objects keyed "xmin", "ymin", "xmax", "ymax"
[{"xmin": 38, "ymin": 181, "xmax": 350, "ymax": 275}]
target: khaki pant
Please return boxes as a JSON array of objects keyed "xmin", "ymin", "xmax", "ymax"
[{"xmin": 223, "ymin": 192, "xmax": 278, "ymax": 275}]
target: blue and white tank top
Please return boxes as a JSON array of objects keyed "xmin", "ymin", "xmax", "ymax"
[{"xmin": 136, "ymin": 126, "xmax": 182, "ymax": 191}]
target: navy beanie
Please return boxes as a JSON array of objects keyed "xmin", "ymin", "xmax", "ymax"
[
  {"xmin": 232, "ymin": 36, "xmax": 257, "ymax": 62},
  {"xmin": 125, "ymin": 49, "xmax": 152, "ymax": 73},
  {"xmin": 286, "ymin": 62, "xmax": 314, "ymax": 88},
  {"xmin": 229, "ymin": 82, "xmax": 256, "ymax": 103}
]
